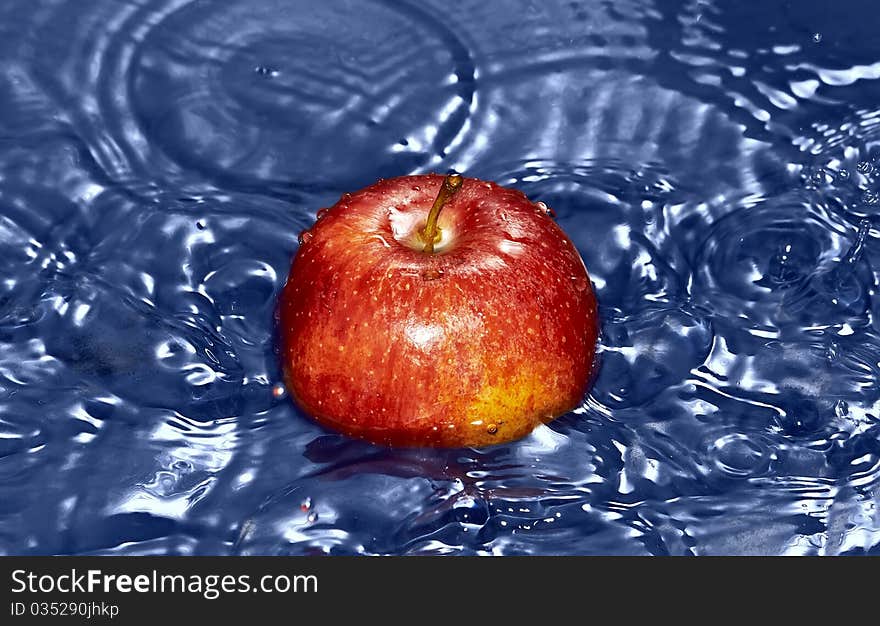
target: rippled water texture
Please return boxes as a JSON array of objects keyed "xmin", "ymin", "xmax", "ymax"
[{"xmin": 2, "ymin": 0, "xmax": 880, "ymax": 555}]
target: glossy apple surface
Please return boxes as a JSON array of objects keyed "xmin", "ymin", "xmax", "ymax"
[{"xmin": 279, "ymin": 174, "xmax": 598, "ymax": 447}]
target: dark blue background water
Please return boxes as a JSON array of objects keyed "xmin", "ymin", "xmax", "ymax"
[{"xmin": 2, "ymin": 0, "xmax": 879, "ymax": 555}]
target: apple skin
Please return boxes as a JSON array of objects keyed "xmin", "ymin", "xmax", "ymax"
[{"xmin": 279, "ymin": 174, "xmax": 599, "ymax": 447}]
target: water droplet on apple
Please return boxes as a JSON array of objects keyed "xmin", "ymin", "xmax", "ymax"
[
  {"xmin": 298, "ymin": 230, "xmax": 313, "ymax": 245},
  {"xmin": 487, "ymin": 424, "xmax": 498, "ymax": 435},
  {"xmin": 422, "ymin": 268, "xmax": 444, "ymax": 281},
  {"xmin": 535, "ymin": 201, "xmax": 556, "ymax": 217},
  {"xmin": 412, "ymin": 185, "xmax": 421, "ymax": 191},
  {"xmin": 316, "ymin": 208, "xmax": 330, "ymax": 220},
  {"xmin": 571, "ymin": 276, "xmax": 588, "ymax": 292}
]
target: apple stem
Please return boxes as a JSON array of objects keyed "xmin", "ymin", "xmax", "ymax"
[{"xmin": 420, "ymin": 173, "xmax": 463, "ymax": 253}]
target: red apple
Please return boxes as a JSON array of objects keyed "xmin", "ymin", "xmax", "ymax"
[{"xmin": 279, "ymin": 174, "xmax": 598, "ymax": 447}]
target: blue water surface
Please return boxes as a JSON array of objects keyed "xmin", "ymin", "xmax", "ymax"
[{"xmin": 2, "ymin": 0, "xmax": 880, "ymax": 555}]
